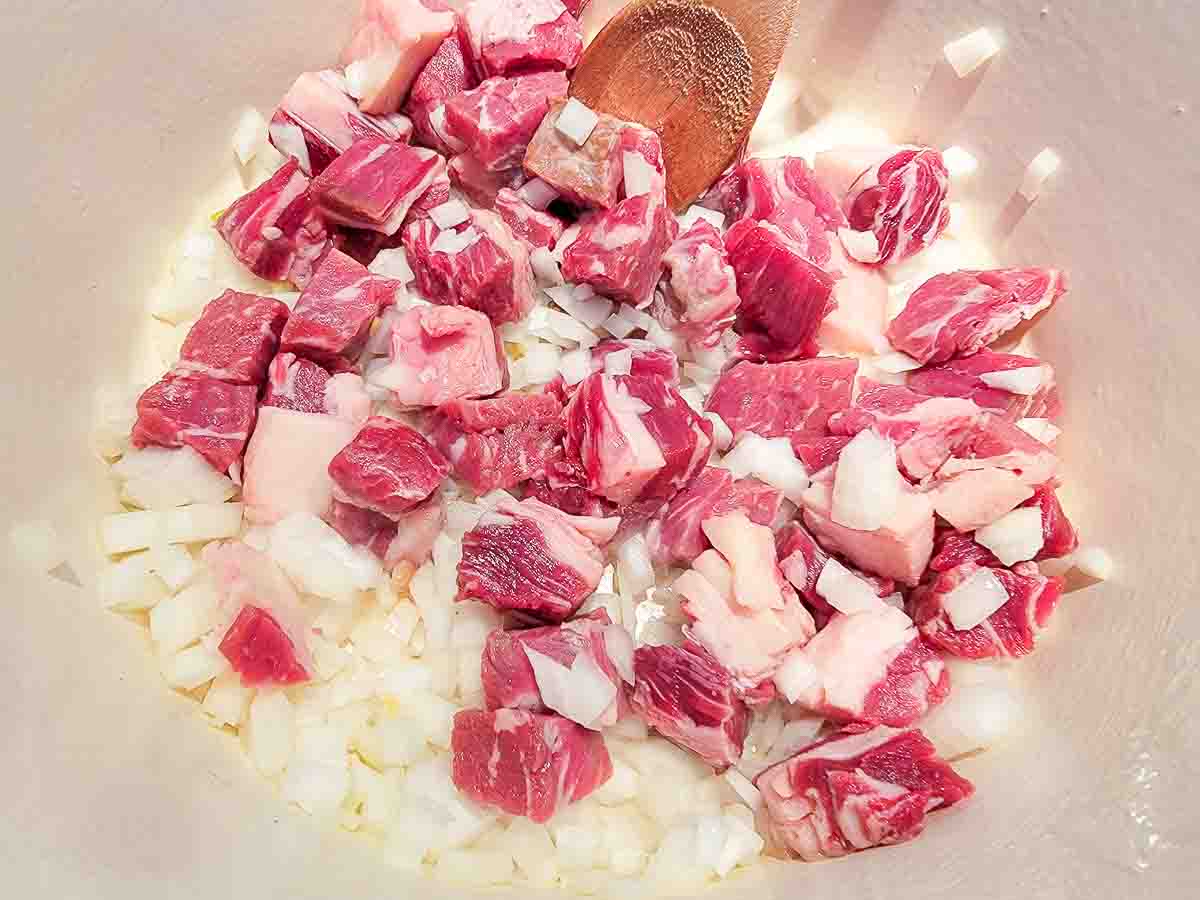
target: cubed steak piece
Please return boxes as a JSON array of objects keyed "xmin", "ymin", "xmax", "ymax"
[
  {"xmin": 374, "ymin": 304, "xmax": 507, "ymax": 407},
  {"xmin": 216, "ymin": 158, "xmax": 331, "ymax": 288},
  {"xmin": 839, "ymin": 147, "xmax": 951, "ymax": 266},
  {"xmin": 269, "ymin": 70, "xmax": 412, "ymax": 176},
  {"xmin": 930, "ymin": 484, "xmax": 1078, "ymax": 572},
  {"xmin": 776, "ymin": 522, "xmax": 895, "ymax": 627},
  {"xmin": 912, "ymin": 559, "xmax": 1064, "ymax": 659},
  {"xmin": 219, "ymin": 606, "xmax": 310, "ymax": 686},
  {"xmin": 175, "ymin": 291, "xmax": 289, "ymax": 386},
  {"xmin": 402, "ymin": 208, "xmax": 536, "ymax": 324},
  {"xmin": 645, "ymin": 467, "xmax": 782, "ymax": 566},
  {"xmin": 131, "ymin": 376, "xmax": 257, "ymax": 473},
  {"xmin": 261, "ymin": 353, "xmax": 332, "ymax": 413},
  {"xmin": 790, "ymin": 434, "xmax": 852, "ymax": 475},
  {"xmin": 564, "ymin": 372, "xmax": 713, "ymax": 505},
  {"xmin": 675, "ymin": 516, "xmax": 817, "ymax": 693},
  {"xmin": 328, "ymin": 494, "xmax": 445, "ymax": 573},
  {"xmin": 774, "ymin": 606, "xmax": 949, "ymax": 727},
  {"xmin": 828, "ymin": 381, "xmax": 983, "ymax": 480},
  {"xmin": 448, "ymin": 153, "xmax": 527, "ymax": 207},
  {"xmin": 481, "ymin": 610, "xmax": 631, "ymax": 729},
  {"xmin": 443, "ymin": 71, "xmax": 568, "ymax": 172},
  {"xmin": 462, "ymin": 0, "xmax": 583, "ymax": 78},
  {"xmin": 725, "ymin": 219, "xmax": 836, "ymax": 362},
  {"xmin": 755, "ymin": 726, "xmax": 973, "ymax": 861},
  {"xmin": 451, "ymin": 708, "xmax": 612, "ymax": 822},
  {"xmin": 887, "ymin": 268, "xmax": 1069, "ymax": 365},
  {"xmin": 430, "ymin": 392, "xmax": 564, "ymax": 492},
  {"xmin": 494, "ymin": 187, "xmax": 566, "ymax": 250},
  {"xmin": 629, "ymin": 642, "xmax": 749, "ymax": 770},
  {"xmin": 457, "ymin": 496, "xmax": 618, "ymax": 621},
  {"xmin": 327, "ymin": 417, "xmax": 449, "ymax": 517},
  {"xmin": 310, "ymin": 137, "xmax": 446, "ymax": 235},
  {"xmin": 706, "ymin": 358, "xmax": 857, "ymax": 440},
  {"xmin": 522, "ymin": 100, "xmax": 638, "ymax": 210},
  {"xmin": 241, "ymin": 406, "xmax": 360, "ymax": 525},
  {"xmin": 549, "ymin": 339, "xmax": 681, "ymax": 405},
  {"xmin": 661, "ymin": 220, "xmax": 741, "ymax": 348},
  {"xmin": 907, "ymin": 349, "xmax": 1059, "ymax": 421},
  {"xmin": 405, "ymin": 28, "xmax": 478, "ymax": 154},
  {"xmin": 278, "ymin": 249, "xmax": 389, "ymax": 366},
  {"xmin": 339, "ymin": 0, "xmax": 457, "ymax": 115}
]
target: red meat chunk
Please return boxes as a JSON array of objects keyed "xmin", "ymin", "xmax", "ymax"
[
  {"xmin": 261, "ymin": 353, "xmax": 332, "ymax": 413},
  {"xmin": 564, "ymin": 372, "xmax": 713, "ymax": 505},
  {"xmin": 776, "ymin": 522, "xmax": 895, "ymax": 627},
  {"xmin": 219, "ymin": 605, "xmax": 310, "ymax": 686},
  {"xmin": 278, "ymin": 249, "xmax": 389, "ymax": 366},
  {"xmin": 430, "ymin": 392, "xmax": 564, "ymax": 492},
  {"xmin": 269, "ymin": 69, "xmax": 412, "ymax": 176},
  {"xmin": 907, "ymin": 349, "xmax": 1060, "ymax": 421},
  {"xmin": 660, "ymin": 220, "xmax": 741, "ymax": 348},
  {"xmin": 327, "ymin": 494, "xmax": 445, "ymax": 573},
  {"xmin": 405, "ymin": 28, "xmax": 479, "ymax": 154},
  {"xmin": 755, "ymin": 726, "xmax": 973, "ymax": 861},
  {"xmin": 327, "ymin": 417, "xmax": 449, "ymax": 518},
  {"xmin": 448, "ymin": 153, "xmax": 527, "ymax": 207},
  {"xmin": 887, "ymin": 268, "xmax": 1069, "ymax": 365},
  {"xmin": 176, "ymin": 290, "xmax": 289, "ymax": 385},
  {"xmin": 790, "ymin": 434, "xmax": 852, "ymax": 474},
  {"xmin": 462, "ymin": 0, "xmax": 583, "ymax": 78},
  {"xmin": 706, "ymin": 358, "xmax": 857, "ymax": 440},
  {"xmin": 457, "ymin": 496, "xmax": 618, "ymax": 621},
  {"xmin": 444, "ymin": 71, "xmax": 568, "ymax": 172},
  {"xmin": 494, "ymin": 187, "xmax": 566, "ymax": 250},
  {"xmin": 523, "ymin": 99, "xmax": 632, "ymax": 209},
  {"xmin": 629, "ymin": 642, "xmax": 749, "ymax": 770},
  {"xmin": 216, "ymin": 158, "xmax": 331, "ymax": 288},
  {"xmin": 725, "ymin": 219, "xmax": 836, "ymax": 362},
  {"xmin": 450, "ymin": 708, "xmax": 612, "ymax": 823},
  {"xmin": 840, "ymin": 147, "xmax": 951, "ymax": 266},
  {"xmin": 131, "ymin": 375, "xmax": 258, "ymax": 473}
]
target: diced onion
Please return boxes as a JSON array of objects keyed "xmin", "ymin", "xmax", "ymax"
[
  {"xmin": 268, "ymin": 513, "xmax": 381, "ymax": 601},
  {"xmin": 368, "ymin": 248, "xmax": 415, "ymax": 284},
  {"xmin": 831, "ymin": 430, "xmax": 901, "ymax": 531},
  {"xmin": 676, "ymin": 205, "xmax": 726, "ymax": 232},
  {"xmin": 720, "ymin": 434, "xmax": 810, "ymax": 504},
  {"xmin": 162, "ymin": 641, "xmax": 229, "ymax": 691},
  {"xmin": 113, "ymin": 445, "xmax": 237, "ymax": 510},
  {"xmin": 601, "ymin": 310, "xmax": 638, "ymax": 339},
  {"xmin": 529, "ymin": 246, "xmax": 564, "ymax": 285},
  {"xmin": 980, "ymin": 366, "xmax": 1044, "ymax": 395},
  {"xmin": 975, "ymin": 507, "xmax": 1045, "ymax": 565},
  {"xmin": 816, "ymin": 559, "xmax": 884, "ymax": 614},
  {"xmin": 519, "ymin": 342, "xmax": 563, "ymax": 385},
  {"xmin": 773, "ymin": 649, "xmax": 819, "ymax": 704},
  {"xmin": 943, "ymin": 567, "xmax": 1009, "ymax": 631},
  {"xmin": 604, "ymin": 348, "xmax": 634, "ymax": 376},
  {"xmin": 941, "ymin": 145, "xmax": 980, "ymax": 179},
  {"xmin": 552, "ymin": 224, "xmax": 581, "ymax": 263},
  {"xmin": 428, "ymin": 199, "xmax": 471, "ymax": 230},
  {"xmin": 622, "ymin": 151, "xmax": 656, "ymax": 199},
  {"xmin": 246, "ymin": 689, "xmax": 295, "ymax": 776},
  {"xmin": 678, "ymin": 386, "xmax": 705, "ymax": 413},
  {"xmin": 603, "ymin": 625, "xmax": 636, "ymax": 685},
  {"xmin": 524, "ymin": 646, "xmax": 616, "ymax": 730},
  {"xmin": 1020, "ymin": 148, "xmax": 1061, "ymax": 200},
  {"xmin": 617, "ymin": 535, "xmax": 656, "ymax": 597},
  {"xmin": 872, "ymin": 350, "xmax": 924, "ymax": 374},
  {"xmin": 519, "ymin": 178, "xmax": 560, "ymax": 211},
  {"xmin": 545, "ymin": 307, "xmax": 601, "ymax": 347},
  {"xmin": 1016, "ymin": 417, "xmax": 1062, "ymax": 444},
  {"xmin": 9, "ymin": 519, "xmax": 66, "ymax": 573},
  {"xmin": 431, "ymin": 226, "xmax": 481, "ymax": 255},
  {"xmin": 555, "ymin": 98, "xmax": 600, "ymax": 147},
  {"xmin": 1075, "ymin": 545, "xmax": 1115, "ymax": 580},
  {"xmin": 943, "ymin": 27, "xmax": 1002, "ymax": 78},
  {"xmin": 838, "ymin": 227, "xmax": 881, "ymax": 264},
  {"xmin": 704, "ymin": 412, "xmax": 733, "ymax": 453},
  {"xmin": 267, "ymin": 120, "xmax": 312, "ymax": 176},
  {"xmin": 722, "ymin": 768, "xmax": 763, "ymax": 814},
  {"xmin": 545, "ymin": 285, "xmax": 613, "ymax": 330},
  {"xmin": 232, "ymin": 107, "xmax": 269, "ymax": 166}
]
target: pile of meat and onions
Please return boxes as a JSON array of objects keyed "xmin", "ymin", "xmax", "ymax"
[{"xmin": 76, "ymin": 0, "xmax": 1109, "ymax": 892}]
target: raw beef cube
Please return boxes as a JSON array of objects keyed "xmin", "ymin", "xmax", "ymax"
[
  {"xmin": 131, "ymin": 375, "xmax": 257, "ymax": 473},
  {"xmin": 176, "ymin": 290, "xmax": 289, "ymax": 386},
  {"xmin": 790, "ymin": 434, "xmax": 852, "ymax": 474},
  {"xmin": 377, "ymin": 304, "xmax": 507, "ymax": 407},
  {"xmin": 629, "ymin": 642, "xmax": 749, "ymax": 770},
  {"xmin": 405, "ymin": 28, "xmax": 479, "ymax": 154},
  {"xmin": 451, "ymin": 708, "xmax": 612, "ymax": 822},
  {"xmin": 840, "ymin": 147, "xmax": 951, "ymax": 266},
  {"xmin": 261, "ymin": 353, "xmax": 332, "ymax": 413},
  {"xmin": 661, "ymin": 220, "xmax": 741, "ymax": 348},
  {"xmin": 279, "ymin": 249, "xmax": 388, "ymax": 366},
  {"xmin": 444, "ymin": 71, "xmax": 568, "ymax": 172},
  {"xmin": 457, "ymin": 496, "xmax": 618, "ymax": 621},
  {"xmin": 328, "ymin": 494, "xmax": 445, "ymax": 572},
  {"xmin": 526, "ymin": 456, "xmax": 617, "ymax": 519},
  {"xmin": 219, "ymin": 605, "xmax": 310, "ymax": 686},
  {"xmin": 523, "ymin": 98, "xmax": 630, "ymax": 209},
  {"xmin": 725, "ymin": 219, "xmax": 836, "ymax": 362},
  {"xmin": 1026, "ymin": 484, "xmax": 1079, "ymax": 560},
  {"xmin": 564, "ymin": 373, "xmax": 713, "ymax": 505},
  {"xmin": 310, "ymin": 137, "xmax": 446, "ymax": 235},
  {"xmin": 817, "ymin": 238, "xmax": 890, "ymax": 355},
  {"xmin": 706, "ymin": 358, "xmax": 857, "ymax": 440},
  {"xmin": 448, "ymin": 153, "xmax": 527, "ymax": 206},
  {"xmin": 887, "ymin": 268, "xmax": 1069, "ymax": 365},
  {"xmin": 561, "ymin": 0, "xmax": 590, "ymax": 13},
  {"xmin": 755, "ymin": 726, "xmax": 973, "ymax": 861},
  {"xmin": 270, "ymin": 69, "xmax": 413, "ymax": 176},
  {"xmin": 775, "ymin": 522, "xmax": 894, "ymax": 627},
  {"xmin": 675, "ymin": 522, "xmax": 816, "ymax": 693},
  {"xmin": 430, "ymin": 392, "xmax": 565, "ymax": 492},
  {"xmin": 775, "ymin": 606, "xmax": 949, "ymax": 727},
  {"xmin": 494, "ymin": 187, "xmax": 566, "ymax": 249},
  {"xmin": 812, "ymin": 145, "xmax": 897, "ymax": 203},
  {"xmin": 402, "ymin": 209, "xmax": 536, "ymax": 324},
  {"xmin": 462, "ymin": 0, "xmax": 583, "ymax": 78},
  {"xmin": 907, "ymin": 349, "xmax": 1059, "ymax": 421},
  {"xmin": 911, "ymin": 560, "xmax": 1064, "ymax": 659},
  {"xmin": 242, "ymin": 406, "xmax": 360, "ymax": 524},
  {"xmin": 645, "ymin": 467, "xmax": 782, "ymax": 565},
  {"xmin": 339, "ymin": 0, "xmax": 457, "ymax": 115},
  {"xmin": 328, "ymin": 417, "xmax": 449, "ymax": 517},
  {"xmin": 216, "ymin": 158, "xmax": 331, "ymax": 288},
  {"xmin": 480, "ymin": 610, "xmax": 629, "ymax": 729},
  {"xmin": 800, "ymin": 478, "xmax": 934, "ymax": 586},
  {"xmin": 828, "ymin": 381, "xmax": 983, "ymax": 481}
]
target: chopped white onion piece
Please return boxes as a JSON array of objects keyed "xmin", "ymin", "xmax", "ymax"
[
  {"xmin": 722, "ymin": 768, "xmax": 763, "ymax": 813},
  {"xmin": 167, "ymin": 504, "xmax": 245, "ymax": 544},
  {"xmin": 617, "ymin": 535, "xmax": 655, "ymax": 597},
  {"xmin": 941, "ymin": 145, "xmax": 980, "ymax": 179},
  {"xmin": 518, "ymin": 177, "xmax": 560, "ymax": 211},
  {"xmin": 838, "ymin": 226, "xmax": 881, "ymax": 263},
  {"xmin": 149, "ymin": 581, "xmax": 219, "ymax": 655},
  {"xmin": 622, "ymin": 151, "xmax": 656, "ymax": 198},
  {"xmin": 246, "ymin": 689, "xmax": 295, "ymax": 776},
  {"xmin": 975, "ymin": 507, "xmax": 1045, "ymax": 565},
  {"xmin": 980, "ymin": 366, "xmax": 1044, "ymax": 395},
  {"xmin": 551, "ymin": 224, "xmax": 581, "ymax": 263},
  {"xmin": 232, "ymin": 107, "xmax": 269, "ymax": 165},
  {"xmin": 773, "ymin": 649, "xmax": 819, "ymax": 704},
  {"xmin": 604, "ymin": 348, "xmax": 634, "ymax": 376},
  {"xmin": 524, "ymin": 646, "xmax": 616, "ymax": 730},
  {"xmin": 719, "ymin": 434, "xmax": 810, "ymax": 504},
  {"xmin": 343, "ymin": 60, "xmax": 369, "ymax": 99},
  {"xmin": 520, "ymin": 342, "xmax": 563, "ymax": 385},
  {"xmin": 555, "ymin": 98, "xmax": 600, "ymax": 147},
  {"xmin": 9, "ymin": 519, "xmax": 66, "ymax": 573},
  {"xmin": 1020, "ymin": 148, "xmax": 1061, "ymax": 200},
  {"xmin": 678, "ymin": 386, "xmax": 705, "ymax": 414},
  {"xmin": 1016, "ymin": 417, "xmax": 1062, "ymax": 444},
  {"xmin": 428, "ymin": 199, "xmax": 471, "ymax": 230},
  {"xmin": 546, "ymin": 284, "xmax": 613, "ymax": 329},
  {"xmin": 267, "ymin": 120, "xmax": 311, "ymax": 176},
  {"xmin": 1075, "ymin": 546, "xmax": 1114, "ymax": 580},
  {"xmin": 943, "ymin": 27, "xmax": 1002, "ymax": 78},
  {"xmin": 545, "ymin": 307, "xmax": 601, "ymax": 347},
  {"xmin": 704, "ymin": 412, "xmax": 734, "ymax": 453},
  {"xmin": 559, "ymin": 347, "xmax": 592, "ymax": 386},
  {"xmin": 645, "ymin": 321, "xmax": 680, "ymax": 352},
  {"xmin": 603, "ymin": 625, "xmax": 636, "ymax": 685},
  {"xmin": 113, "ymin": 445, "xmax": 237, "ymax": 510},
  {"xmin": 368, "ymin": 248, "xmax": 415, "ymax": 284},
  {"xmin": 431, "ymin": 226, "xmax": 481, "ymax": 255},
  {"xmin": 162, "ymin": 641, "xmax": 229, "ymax": 691},
  {"xmin": 943, "ymin": 567, "xmax": 1009, "ymax": 631},
  {"xmin": 268, "ymin": 513, "xmax": 381, "ymax": 601},
  {"xmin": 601, "ymin": 310, "xmax": 638, "ymax": 339},
  {"xmin": 97, "ymin": 554, "xmax": 169, "ymax": 611},
  {"xmin": 816, "ymin": 559, "xmax": 884, "ymax": 614},
  {"xmin": 529, "ymin": 246, "xmax": 564, "ymax": 285},
  {"xmin": 676, "ymin": 205, "xmax": 727, "ymax": 232},
  {"xmin": 872, "ymin": 350, "xmax": 924, "ymax": 374},
  {"xmin": 831, "ymin": 430, "xmax": 901, "ymax": 531}
]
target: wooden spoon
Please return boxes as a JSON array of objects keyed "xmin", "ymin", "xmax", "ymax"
[{"xmin": 571, "ymin": 0, "xmax": 800, "ymax": 212}]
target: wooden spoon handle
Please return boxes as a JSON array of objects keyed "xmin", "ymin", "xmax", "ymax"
[{"xmin": 571, "ymin": 0, "xmax": 799, "ymax": 211}]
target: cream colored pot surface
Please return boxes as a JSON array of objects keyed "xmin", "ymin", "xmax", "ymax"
[{"xmin": 0, "ymin": 0, "xmax": 1196, "ymax": 897}]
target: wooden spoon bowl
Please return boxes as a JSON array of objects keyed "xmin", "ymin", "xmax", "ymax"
[{"xmin": 571, "ymin": 0, "xmax": 800, "ymax": 211}]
